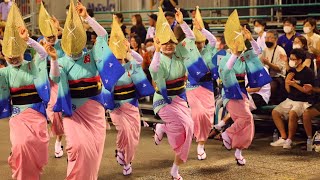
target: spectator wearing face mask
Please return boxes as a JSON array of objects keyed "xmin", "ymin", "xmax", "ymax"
[
  {"xmin": 303, "ymin": 17, "xmax": 320, "ymax": 57},
  {"xmin": 146, "ymin": 14, "xmax": 157, "ymax": 39},
  {"xmin": 271, "ymin": 48, "xmax": 314, "ymax": 149},
  {"xmin": 253, "ymin": 19, "xmax": 267, "ymax": 50},
  {"xmin": 130, "ymin": 14, "xmax": 147, "ymax": 43},
  {"xmin": 261, "ymin": 30, "xmax": 287, "ymax": 104},
  {"xmin": 277, "ymin": 17, "xmax": 300, "ymax": 57},
  {"xmin": 292, "ymin": 35, "xmax": 316, "ymax": 73}
]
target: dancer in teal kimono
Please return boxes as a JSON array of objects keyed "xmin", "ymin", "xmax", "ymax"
[
  {"xmin": 47, "ymin": 2, "xmax": 125, "ymax": 179},
  {"xmin": 0, "ymin": 3, "xmax": 50, "ymax": 179},
  {"xmin": 219, "ymin": 26, "xmax": 271, "ymax": 166}
]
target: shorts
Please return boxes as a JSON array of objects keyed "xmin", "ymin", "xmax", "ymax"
[{"xmin": 273, "ymin": 98, "xmax": 311, "ymax": 120}]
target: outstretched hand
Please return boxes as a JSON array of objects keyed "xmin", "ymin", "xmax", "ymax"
[
  {"xmin": 76, "ymin": 2, "xmax": 88, "ymax": 18},
  {"xmin": 175, "ymin": 8, "xmax": 184, "ymax": 24},
  {"xmin": 153, "ymin": 37, "xmax": 161, "ymax": 52},
  {"xmin": 18, "ymin": 26, "xmax": 29, "ymax": 41}
]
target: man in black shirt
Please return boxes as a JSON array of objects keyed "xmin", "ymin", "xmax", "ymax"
[{"xmin": 271, "ymin": 48, "xmax": 314, "ymax": 149}]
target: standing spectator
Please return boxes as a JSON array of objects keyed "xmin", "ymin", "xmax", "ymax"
[
  {"xmin": 130, "ymin": 14, "xmax": 147, "ymax": 42},
  {"xmin": 261, "ymin": 30, "xmax": 287, "ymax": 104},
  {"xmin": 159, "ymin": 0, "xmax": 178, "ymax": 13},
  {"xmin": 253, "ymin": 19, "xmax": 267, "ymax": 50},
  {"xmin": 130, "ymin": 35, "xmax": 144, "ymax": 56},
  {"xmin": 190, "ymin": 8, "xmax": 209, "ymax": 30},
  {"xmin": 271, "ymin": 48, "xmax": 314, "ymax": 149},
  {"xmin": 146, "ymin": 14, "xmax": 157, "ymax": 39},
  {"xmin": 303, "ymin": 17, "xmax": 320, "ymax": 56},
  {"xmin": 165, "ymin": 11, "xmax": 177, "ymax": 30},
  {"xmin": 277, "ymin": 17, "xmax": 300, "ymax": 57},
  {"xmin": 0, "ymin": 0, "xmax": 12, "ymax": 27},
  {"xmin": 115, "ymin": 13, "xmax": 127, "ymax": 37}
]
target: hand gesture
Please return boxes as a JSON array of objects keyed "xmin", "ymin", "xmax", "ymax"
[
  {"xmin": 193, "ymin": 19, "xmax": 202, "ymax": 31},
  {"xmin": 76, "ymin": 2, "xmax": 88, "ymax": 18},
  {"xmin": 243, "ymin": 26, "xmax": 253, "ymax": 41},
  {"xmin": 153, "ymin": 37, "xmax": 161, "ymax": 52},
  {"xmin": 175, "ymin": 8, "xmax": 184, "ymax": 24},
  {"xmin": 303, "ymin": 84, "xmax": 313, "ymax": 93},
  {"xmin": 261, "ymin": 57, "xmax": 269, "ymax": 65},
  {"xmin": 18, "ymin": 26, "xmax": 29, "ymax": 41},
  {"xmin": 285, "ymin": 72, "xmax": 295, "ymax": 85},
  {"xmin": 44, "ymin": 42, "xmax": 57, "ymax": 60},
  {"xmin": 279, "ymin": 54, "xmax": 288, "ymax": 62}
]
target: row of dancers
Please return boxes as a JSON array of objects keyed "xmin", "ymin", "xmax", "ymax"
[{"xmin": 0, "ymin": 1, "xmax": 271, "ymax": 180}]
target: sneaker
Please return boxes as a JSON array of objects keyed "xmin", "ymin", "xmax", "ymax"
[
  {"xmin": 283, "ymin": 139, "xmax": 292, "ymax": 149},
  {"xmin": 123, "ymin": 164, "xmax": 132, "ymax": 176},
  {"xmin": 313, "ymin": 131, "xmax": 320, "ymax": 152},
  {"xmin": 270, "ymin": 138, "xmax": 286, "ymax": 147},
  {"xmin": 154, "ymin": 123, "xmax": 164, "ymax": 145}
]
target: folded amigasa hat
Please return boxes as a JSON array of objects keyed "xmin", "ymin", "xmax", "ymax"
[
  {"xmin": 155, "ymin": 7, "xmax": 178, "ymax": 45},
  {"xmin": 193, "ymin": 6, "xmax": 206, "ymax": 42},
  {"xmin": 39, "ymin": 2, "xmax": 58, "ymax": 37}
]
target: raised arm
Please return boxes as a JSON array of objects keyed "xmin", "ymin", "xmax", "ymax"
[
  {"xmin": 125, "ymin": 39, "xmax": 143, "ymax": 64},
  {"xmin": 77, "ymin": 2, "xmax": 107, "ymax": 37},
  {"xmin": 243, "ymin": 26, "xmax": 262, "ymax": 55},
  {"xmin": 44, "ymin": 43, "xmax": 60, "ymax": 81},
  {"xmin": 194, "ymin": 19, "xmax": 216, "ymax": 47},
  {"xmin": 150, "ymin": 38, "xmax": 161, "ymax": 72},
  {"xmin": 226, "ymin": 41, "xmax": 240, "ymax": 70},
  {"xmin": 19, "ymin": 27, "xmax": 47, "ymax": 60},
  {"xmin": 175, "ymin": 8, "xmax": 195, "ymax": 40}
]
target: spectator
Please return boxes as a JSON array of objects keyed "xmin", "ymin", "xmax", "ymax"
[
  {"xmin": 293, "ymin": 35, "xmax": 316, "ymax": 72},
  {"xmin": 146, "ymin": 14, "xmax": 157, "ymax": 39},
  {"xmin": 159, "ymin": 0, "xmax": 178, "ymax": 13},
  {"xmin": 271, "ymin": 48, "xmax": 314, "ymax": 149},
  {"xmin": 130, "ymin": 35, "xmax": 144, "ymax": 56},
  {"xmin": 261, "ymin": 30, "xmax": 287, "ymax": 104},
  {"xmin": 142, "ymin": 38, "xmax": 154, "ymax": 84},
  {"xmin": 115, "ymin": 13, "xmax": 127, "ymax": 37},
  {"xmin": 190, "ymin": 8, "xmax": 209, "ymax": 31},
  {"xmin": 0, "ymin": 0, "xmax": 12, "ymax": 27},
  {"xmin": 215, "ymin": 35, "xmax": 227, "ymax": 50},
  {"xmin": 165, "ymin": 11, "xmax": 177, "ymax": 30},
  {"xmin": 130, "ymin": 14, "xmax": 147, "ymax": 42},
  {"xmin": 253, "ymin": 19, "xmax": 267, "ymax": 50},
  {"xmin": 90, "ymin": 32, "xmax": 97, "ymax": 45},
  {"xmin": 303, "ymin": 17, "xmax": 320, "ymax": 56},
  {"xmin": 277, "ymin": 17, "xmax": 300, "ymax": 57},
  {"xmin": 302, "ymin": 84, "xmax": 320, "ymax": 144}
]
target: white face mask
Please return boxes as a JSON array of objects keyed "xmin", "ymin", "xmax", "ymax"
[
  {"xmin": 283, "ymin": 26, "xmax": 292, "ymax": 34},
  {"xmin": 215, "ymin": 42, "xmax": 221, "ymax": 49},
  {"xmin": 146, "ymin": 46, "xmax": 155, "ymax": 52},
  {"xmin": 289, "ymin": 60, "xmax": 297, "ymax": 68},
  {"xmin": 292, "ymin": 44, "xmax": 302, "ymax": 49},
  {"xmin": 254, "ymin": 27, "xmax": 263, "ymax": 34},
  {"xmin": 303, "ymin": 27, "xmax": 312, "ymax": 34}
]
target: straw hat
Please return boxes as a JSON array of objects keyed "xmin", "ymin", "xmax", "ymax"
[
  {"xmin": 155, "ymin": 7, "xmax": 178, "ymax": 45},
  {"xmin": 39, "ymin": 2, "xmax": 58, "ymax": 37},
  {"xmin": 109, "ymin": 15, "xmax": 127, "ymax": 60},
  {"xmin": 2, "ymin": 2, "xmax": 27, "ymax": 58},
  {"xmin": 193, "ymin": 6, "xmax": 206, "ymax": 42},
  {"xmin": 61, "ymin": 0, "xmax": 86, "ymax": 56},
  {"xmin": 224, "ymin": 10, "xmax": 245, "ymax": 52}
]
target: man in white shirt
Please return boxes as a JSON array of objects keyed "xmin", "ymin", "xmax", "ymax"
[
  {"xmin": 253, "ymin": 19, "xmax": 267, "ymax": 50},
  {"xmin": 146, "ymin": 14, "xmax": 157, "ymax": 39},
  {"xmin": 261, "ymin": 30, "xmax": 287, "ymax": 104}
]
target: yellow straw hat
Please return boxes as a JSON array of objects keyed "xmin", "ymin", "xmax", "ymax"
[
  {"xmin": 109, "ymin": 15, "xmax": 127, "ymax": 60},
  {"xmin": 224, "ymin": 10, "xmax": 245, "ymax": 52},
  {"xmin": 193, "ymin": 6, "xmax": 206, "ymax": 42},
  {"xmin": 39, "ymin": 2, "xmax": 58, "ymax": 37},
  {"xmin": 2, "ymin": 2, "xmax": 27, "ymax": 58},
  {"xmin": 155, "ymin": 7, "xmax": 178, "ymax": 45}
]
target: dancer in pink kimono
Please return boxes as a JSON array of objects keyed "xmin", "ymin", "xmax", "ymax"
[
  {"xmin": 0, "ymin": 3, "xmax": 50, "ymax": 179},
  {"xmin": 47, "ymin": 2, "xmax": 124, "ymax": 179}
]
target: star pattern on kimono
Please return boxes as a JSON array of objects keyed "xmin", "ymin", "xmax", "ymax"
[
  {"xmin": 109, "ymin": 63, "xmax": 113, "ymax": 68},
  {"xmin": 105, "ymin": 79, "xmax": 109, "ymax": 84},
  {"xmin": 143, "ymin": 84, "xmax": 146, "ymax": 88},
  {"xmin": 196, "ymin": 72, "xmax": 201, "ymax": 76},
  {"xmin": 2, "ymin": 108, "xmax": 7, "ymax": 112}
]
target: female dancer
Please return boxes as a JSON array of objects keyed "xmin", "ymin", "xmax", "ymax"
[
  {"xmin": 0, "ymin": 3, "xmax": 50, "ymax": 179},
  {"xmin": 107, "ymin": 15, "xmax": 154, "ymax": 176}
]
